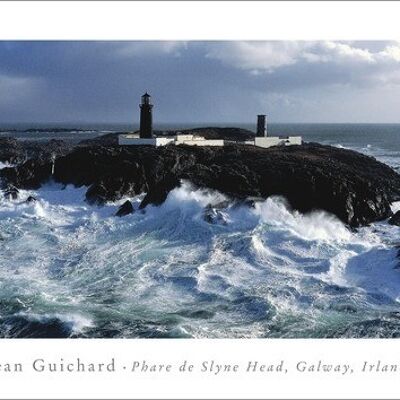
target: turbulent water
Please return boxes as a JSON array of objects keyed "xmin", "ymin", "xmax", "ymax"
[{"xmin": 1, "ymin": 123, "xmax": 400, "ymax": 338}]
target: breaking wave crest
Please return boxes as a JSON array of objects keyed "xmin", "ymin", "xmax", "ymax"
[{"xmin": 0, "ymin": 180, "xmax": 399, "ymax": 338}]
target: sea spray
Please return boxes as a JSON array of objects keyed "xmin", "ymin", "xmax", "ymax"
[
  {"xmin": 0, "ymin": 161, "xmax": 13, "ymax": 170},
  {"xmin": 253, "ymin": 196, "xmax": 352, "ymax": 242},
  {"xmin": 0, "ymin": 181, "xmax": 399, "ymax": 338}
]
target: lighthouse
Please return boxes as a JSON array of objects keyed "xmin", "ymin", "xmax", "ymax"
[
  {"xmin": 119, "ymin": 95, "xmax": 302, "ymax": 148},
  {"xmin": 256, "ymin": 115, "xmax": 267, "ymax": 137},
  {"xmin": 139, "ymin": 92, "xmax": 153, "ymax": 138}
]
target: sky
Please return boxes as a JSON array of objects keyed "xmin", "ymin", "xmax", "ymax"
[{"xmin": 1, "ymin": 41, "xmax": 400, "ymax": 125}]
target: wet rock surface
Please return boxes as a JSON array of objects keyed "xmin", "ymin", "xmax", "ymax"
[
  {"xmin": 25, "ymin": 195, "xmax": 37, "ymax": 203},
  {"xmin": 2, "ymin": 129, "xmax": 400, "ymax": 227},
  {"xmin": 389, "ymin": 210, "xmax": 400, "ymax": 226},
  {"xmin": 115, "ymin": 200, "xmax": 134, "ymax": 217},
  {"xmin": 3, "ymin": 185, "xmax": 19, "ymax": 200},
  {"xmin": 0, "ymin": 137, "xmax": 71, "ymax": 165}
]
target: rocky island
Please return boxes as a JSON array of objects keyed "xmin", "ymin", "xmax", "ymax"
[{"xmin": 1, "ymin": 127, "xmax": 400, "ymax": 228}]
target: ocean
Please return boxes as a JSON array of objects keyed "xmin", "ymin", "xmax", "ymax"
[{"xmin": 1, "ymin": 123, "xmax": 400, "ymax": 338}]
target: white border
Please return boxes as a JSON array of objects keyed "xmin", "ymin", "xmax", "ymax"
[
  {"xmin": 0, "ymin": 1, "xmax": 399, "ymax": 40},
  {"xmin": 1, "ymin": 1, "xmax": 400, "ymax": 399},
  {"xmin": 0, "ymin": 339, "xmax": 400, "ymax": 399}
]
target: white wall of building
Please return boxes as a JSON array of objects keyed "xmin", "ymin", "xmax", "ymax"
[
  {"xmin": 118, "ymin": 135, "xmax": 175, "ymax": 146},
  {"xmin": 119, "ymin": 134, "xmax": 302, "ymax": 148},
  {"xmin": 155, "ymin": 138, "xmax": 176, "ymax": 146},
  {"xmin": 177, "ymin": 139, "xmax": 225, "ymax": 147},
  {"xmin": 175, "ymin": 135, "xmax": 224, "ymax": 146},
  {"xmin": 290, "ymin": 136, "xmax": 302, "ymax": 145},
  {"xmin": 175, "ymin": 134, "xmax": 195, "ymax": 143},
  {"xmin": 254, "ymin": 136, "xmax": 302, "ymax": 148}
]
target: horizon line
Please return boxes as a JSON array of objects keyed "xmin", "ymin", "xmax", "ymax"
[{"xmin": 3, "ymin": 121, "xmax": 400, "ymax": 127}]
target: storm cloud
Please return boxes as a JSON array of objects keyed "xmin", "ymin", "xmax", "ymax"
[{"xmin": 0, "ymin": 41, "xmax": 400, "ymax": 124}]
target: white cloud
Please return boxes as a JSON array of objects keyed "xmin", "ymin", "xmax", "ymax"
[
  {"xmin": 204, "ymin": 41, "xmax": 400, "ymax": 74},
  {"xmin": 205, "ymin": 41, "xmax": 311, "ymax": 72},
  {"xmin": 378, "ymin": 43, "xmax": 400, "ymax": 62},
  {"xmin": 305, "ymin": 41, "xmax": 376, "ymax": 63}
]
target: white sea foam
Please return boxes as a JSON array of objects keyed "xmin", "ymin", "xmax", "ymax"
[
  {"xmin": 253, "ymin": 196, "xmax": 352, "ymax": 242},
  {"xmin": 391, "ymin": 201, "xmax": 400, "ymax": 214},
  {"xmin": 0, "ymin": 176, "xmax": 399, "ymax": 338},
  {"xmin": 0, "ymin": 161, "xmax": 13, "ymax": 170}
]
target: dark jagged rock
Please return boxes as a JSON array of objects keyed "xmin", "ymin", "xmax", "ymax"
[
  {"xmin": 86, "ymin": 178, "xmax": 139, "ymax": 205},
  {"xmin": 79, "ymin": 132, "xmax": 126, "ymax": 147},
  {"xmin": 25, "ymin": 195, "xmax": 37, "ymax": 203},
  {"xmin": 0, "ymin": 137, "xmax": 72, "ymax": 193},
  {"xmin": 1, "ymin": 158, "xmax": 53, "ymax": 190},
  {"xmin": 115, "ymin": 200, "xmax": 134, "ymax": 217},
  {"xmin": 3, "ymin": 185, "xmax": 19, "ymax": 200},
  {"xmin": 0, "ymin": 137, "xmax": 71, "ymax": 166},
  {"xmin": 0, "ymin": 137, "xmax": 23, "ymax": 165},
  {"xmin": 139, "ymin": 175, "xmax": 180, "ymax": 209},
  {"xmin": 2, "ymin": 137, "xmax": 400, "ymax": 227},
  {"xmin": 389, "ymin": 211, "xmax": 400, "ymax": 226}
]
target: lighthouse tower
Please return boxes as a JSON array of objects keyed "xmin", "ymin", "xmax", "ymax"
[
  {"xmin": 256, "ymin": 115, "xmax": 267, "ymax": 137},
  {"xmin": 139, "ymin": 92, "xmax": 153, "ymax": 138}
]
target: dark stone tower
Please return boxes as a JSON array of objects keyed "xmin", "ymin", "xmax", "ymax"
[
  {"xmin": 140, "ymin": 92, "xmax": 153, "ymax": 138},
  {"xmin": 256, "ymin": 115, "xmax": 267, "ymax": 137}
]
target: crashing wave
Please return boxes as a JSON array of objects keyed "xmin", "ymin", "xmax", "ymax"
[{"xmin": 0, "ymin": 180, "xmax": 399, "ymax": 338}]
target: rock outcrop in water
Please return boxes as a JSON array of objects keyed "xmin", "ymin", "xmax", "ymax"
[
  {"xmin": 115, "ymin": 200, "xmax": 134, "ymax": 217},
  {"xmin": 3, "ymin": 184, "xmax": 19, "ymax": 200},
  {"xmin": 1, "ymin": 128, "xmax": 400, "ymax": 227},
  {"xmin": 25, "ymin": 195, "xmax": 37, "ymax": 203},
  {"xmin": 389, "ymin": 211, "xmax": 400, "ymax": 226}
]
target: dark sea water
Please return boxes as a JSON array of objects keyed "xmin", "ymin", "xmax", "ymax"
[{"xmin": 1, "ymin": 123, "xmax": 400, "ymax": 338}]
